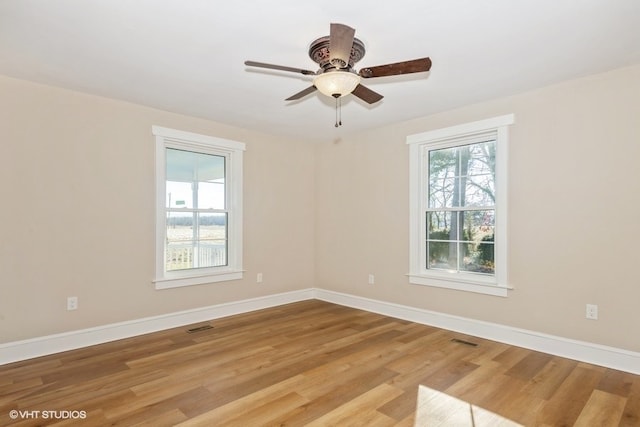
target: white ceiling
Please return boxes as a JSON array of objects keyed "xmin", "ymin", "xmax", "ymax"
[{"xmin": 1, "ymin": 1, "xmax": 638, "ymax": 143}]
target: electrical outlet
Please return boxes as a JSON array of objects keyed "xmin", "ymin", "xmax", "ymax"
[
  {"xmin": 257, "ymin": 273, "xmax": 263, "ymax": 283},
  {"xmin": 586, "ymin": 304, "xmax": 598, "ymax": 320},
  {"xmin": 67, "ymin": 296, "xmax": 78, "ymax": 311},
  {"xmin": 368, "ymin": 274, "xmax": 375, "ymax": 285}
]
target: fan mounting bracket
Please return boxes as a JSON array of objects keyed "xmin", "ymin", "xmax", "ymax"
[{"xmin": 308, "ymin": 36, "xmax": 366, "ymax": 71}]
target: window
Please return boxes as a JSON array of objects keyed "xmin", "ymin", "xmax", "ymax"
[
  {"xmin": 153, "ymin": 126, "xmax": 245, "ymax": 289},
  {"xmin": 407, "ymin": 115, "xmax": 514, "ymax": 296}
]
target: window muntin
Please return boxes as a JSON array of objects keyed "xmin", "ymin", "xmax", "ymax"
[
  {"xmin": 407, "ymin": 114, "xmax": 513, "ymax": 297},
  {"xmin": 153, "ymin": 126, "xmax": 244, "ymax": 289}
]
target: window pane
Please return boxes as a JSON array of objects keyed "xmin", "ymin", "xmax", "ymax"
[
  {"xmin": 427, "ymin": 211, "xmax": 455, "ymax": 239},
  {"xmin": 196, "ymin": 211, "xmax": 227, "ymax": 267},
  {"xmin": 166, "ymin": 181, "xmax": 192, "ymax": 209},
  {"xmin": 166, "ymin": 212, "xmax": 193, "ymax": 244},
  {"xmin": 464, "ymin": 173, "xmax": 495, "ymax": 207},
  {"xmin": 463, "ymin": 210, "xmax": 495, "ymax": 240},
  {"xmin": 166, "ymin": 148, "xmax": 225, "ymax": 210},
  {"xmin": 428, "ymin": 146, "xmax": 457, "ymax": 208},
  {"xmin": 465, "ymin": 141, "xmax": 495, "ymax": 207},
  {"xmin": 198, "ymin": 180, "xmax": 225, "ymax": 210},
  {"xmin": 461, "ymin": 240, "xmax": 494, "ymax": 274},
  {"xmin": 467, "ymin": 141, "xmax": 494, "ymax": 171},
  {"xmin": 428, "ymin": 177, "xmax": 455, "ymax": 208},
  {"xmin": 198, "ymin": 212, "xmax": 226, "ymax": 236},
  {"xmin": 165, "ymin": 212, "xmax": 227, "ymax": 271},
  {"xmin": 460, "ymin": 210, "xmax": 495, "ymax": 274},
  {"xmin": 428, "ymin": 241, "xmax": 457, "ymax": 271},
  {"xmin": 428, "ymin": 210, "xmax": 467, "ymax": 242},
  {"xmin": 166, "ymin": 211, "xmax": 193, "ymax": 271}
]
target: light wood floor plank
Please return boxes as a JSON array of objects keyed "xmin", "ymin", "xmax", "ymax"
[
  {"xmin": 519, "ymin": 356, "xmax": 578, "ymax": 401},
  {"xmin": 619, "ymin": 374, "xmax": 640, "ymax": 427},
  {"xmin": 305, "ymin": 383, "xmax": 403, "ymax": 427},
  {"xmin": 574, "ymin": 389, "xmax": 626, "ymax": 427}
]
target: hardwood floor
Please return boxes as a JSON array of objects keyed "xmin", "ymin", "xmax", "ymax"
[{"xmin": 1, "ymin": 300, "xmax": 639, "ymax": 426}]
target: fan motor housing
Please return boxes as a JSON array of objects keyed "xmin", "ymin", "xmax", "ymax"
[{"xmin": 308, "ymin": 36, "xmax": 366, "ymax": 71}]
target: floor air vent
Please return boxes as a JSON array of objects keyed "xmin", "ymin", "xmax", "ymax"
[
  {"xmin": 451, "ymin": 338, "xmax": 478, "ymax": 347},
  {"xmin": 187, "ymin": 324, "xmax": 213, "ymax": 333}
]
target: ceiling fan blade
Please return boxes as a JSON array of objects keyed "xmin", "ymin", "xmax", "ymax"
[
  {"xmin": 329, "ymin": 23, "xmax": 356, "ymax": 69},
  {"xmin": 285, "ymin": 86, "xmax": 317, "ymax": 101},
  {"xmin": 359, "ymin": 57, "xmax": 432, "ymax": 78},
  {"xmin": 244, "ymin": 60, "xmax": 316, "ymax": 76},
  {"xmin": 351, "ymin": 84, "xmax": 384, "ymax": 104}
]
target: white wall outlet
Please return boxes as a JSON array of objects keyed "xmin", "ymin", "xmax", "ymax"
[
  {"xmin": 257, "ymin": 273, "xmax": 263, "ymax": 283},
  {"xmin": 586, "ymin": 304, "xmax": 598, "ymax": 320},
  {"xmin": 368, "ymin": 274, "xmax": 375, "ymax": 285},
  {"xmin": 67, "ymin": 296, "xmax": 78, "ymax": 311}
]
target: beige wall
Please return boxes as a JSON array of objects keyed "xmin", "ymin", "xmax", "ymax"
[
  {"xmin": 2, "ymin": 64, "xmax": 639, "ymax": 354},
  {"xmin": 315, "ymin": 64, "xmax": 640, "ymax": 352},
  {"xmin": 0, "ymin": 76, "xmax": 315, "ymax": 343}
]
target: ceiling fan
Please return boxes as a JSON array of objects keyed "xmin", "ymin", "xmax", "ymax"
[{"xmin": 244, "ymin": 23, "xmax": 432, "ymax": 125}]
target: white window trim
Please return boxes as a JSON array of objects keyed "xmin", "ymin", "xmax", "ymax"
[
  {"xmin": 152, "ymin": 126, "xmax": 245, "ymax": 290},
  {"xmin": 407, "ymin": 114, "xmax": 514, "ymax": 297}
]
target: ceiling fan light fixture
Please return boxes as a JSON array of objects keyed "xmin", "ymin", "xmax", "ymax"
[{"xmin": 313, "ymin": 71, "xmax": 361, "ymax": 98}]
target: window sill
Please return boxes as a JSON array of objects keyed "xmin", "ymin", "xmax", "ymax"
[
  {"xmin": 154, "ymin": 270, "xmax": 243, "ymax": 290},
  {"xmin": 407, "ymin": 272, "xmax": 510, "ymax": 297}
]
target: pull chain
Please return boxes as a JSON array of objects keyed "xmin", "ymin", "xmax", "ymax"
[{"xmin": 333, "ymin": 94, "xmax": 342, "ymax": 127}]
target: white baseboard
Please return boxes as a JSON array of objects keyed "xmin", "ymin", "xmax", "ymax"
[
  {"xmin": 2, "ymin": 287, "xmax": 639, "ymax": 375},
  {"xmin": 314, "ymin": 289, "xmax": 640, "ymax": 375},
  {"xmin": 0, "ymin": 289, "xmax": 314, "ymax": 366}
]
